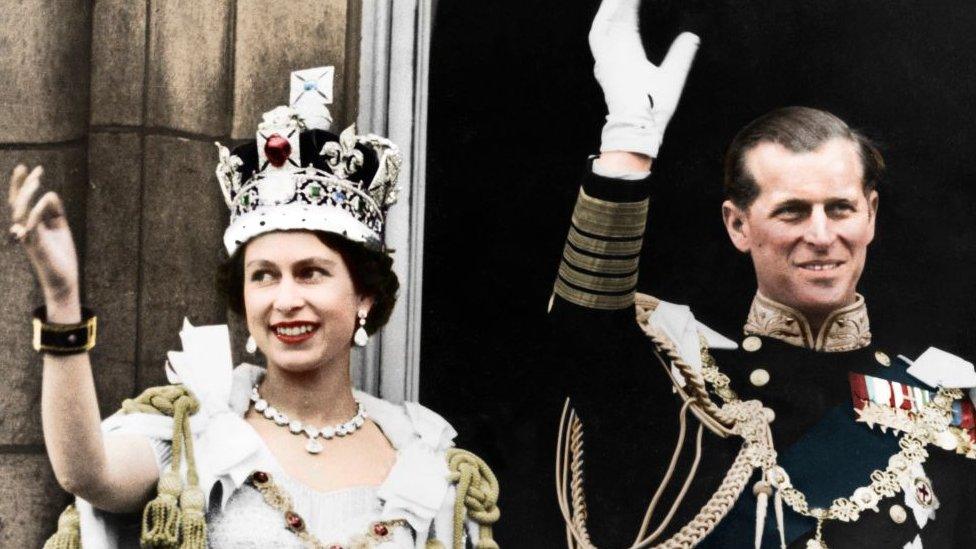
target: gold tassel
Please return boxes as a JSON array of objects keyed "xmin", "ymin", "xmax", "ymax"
[
  {"xmin": 178, "ymin": 485, "xmax": 207, "ymax": 549},
  {"xmin": 42, "ymin": 505, "xmax": 80, "ymax": 549},
  {"xmin": 753, "ymin": 481, "xmax": 772, "ymax": 549},
  {"xmin": 141, "ymin": 470, "xmax": 183, "ymax": 547},
  {"xmin": 425, "ymin": 541, "xmax": 446, "ymax": 549},
  {"xmin": 774, "ymin": 489, "xmax": 786, "ymax": 549}
]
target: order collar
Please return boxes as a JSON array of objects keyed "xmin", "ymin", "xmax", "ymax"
[{"xmin": 744, "ymin": 291, "xmax": 872, "ymax": 352}]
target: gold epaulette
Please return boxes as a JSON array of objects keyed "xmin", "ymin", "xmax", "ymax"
[{"xmin": 444, "ymin": 448, "xmax": 500, "ymax": 549}]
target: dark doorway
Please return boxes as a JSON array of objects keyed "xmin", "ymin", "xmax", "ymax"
[{"xmin": 423, "ymin": 1, "xmax": 976, "ymax": 545}]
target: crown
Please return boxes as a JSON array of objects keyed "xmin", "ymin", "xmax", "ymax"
[{"xmin": 215, "ymin": 67, "xmax": 401, "ymax": 256}]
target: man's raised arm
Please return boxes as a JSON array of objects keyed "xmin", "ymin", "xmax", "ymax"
[{"xmin": 551, "ymin": 0, "xmax": 699, "ymax": 312}]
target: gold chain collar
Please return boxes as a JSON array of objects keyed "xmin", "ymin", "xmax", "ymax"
[{"xmin": 699, "ymin": 342, "xmax": 960, "ymax": 548}]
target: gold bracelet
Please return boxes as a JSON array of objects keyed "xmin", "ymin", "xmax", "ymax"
[{"xmin": 31, "ymin": 306, "xmax": 97, "ymax": 355}]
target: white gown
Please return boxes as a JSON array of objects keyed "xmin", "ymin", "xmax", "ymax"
[{"xmin": 75, "ymin": 321, "xmax": 477, "ymax": 548}]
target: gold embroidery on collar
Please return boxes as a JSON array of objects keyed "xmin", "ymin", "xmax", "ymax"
[{"xmin": 744, "ymin": 292, "xmax": 871, "ymax": 352}]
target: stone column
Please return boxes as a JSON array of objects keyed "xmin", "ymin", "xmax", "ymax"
[
  {"xmin": 0, "ymin": 0, "xmax": 359, "ymax": 543},
  {"xmin": 0, "ymin": 2, "xmax": 92, "ymax": 546}
]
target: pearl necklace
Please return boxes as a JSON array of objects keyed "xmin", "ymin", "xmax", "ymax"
[{"xmin": 250, "ymin": 386, "xmax": 368, "ymax": 455}]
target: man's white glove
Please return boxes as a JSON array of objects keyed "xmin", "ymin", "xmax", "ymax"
[{"xmin": 590, "ymin": 0, "xmax": 700, "ymax": 157}]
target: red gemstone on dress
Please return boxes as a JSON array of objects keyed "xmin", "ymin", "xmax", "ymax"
[
  {"xmin": 264, "ymin": 134, "xmax": 291, "ymax": 167},
  {"xmin": 251, "ymin": 471, "xmax": 268, "ymax": 484},
  {"xmin": 372, "ymin": 522, "xmax": 389, "ymax": 537},
  {"xmin": 327, "ymin": 545, "xmax": 343, "ymax": 549},
  {"xmin": 286, "ymin": 511, "xmax": 305, "ymax": 531}
]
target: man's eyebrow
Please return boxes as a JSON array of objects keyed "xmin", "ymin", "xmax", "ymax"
[{"xmin": 768, "ymin": 199, "xmax": 810, "ymax": 215}]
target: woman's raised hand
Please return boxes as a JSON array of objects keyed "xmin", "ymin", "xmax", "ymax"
[
  {"xmin": 8, "ymin": 165, "xmax": 80, "ymax": 309},
  {"xmin": 589, "ymin": 0, "xmax": 700, "ymax": 158}
]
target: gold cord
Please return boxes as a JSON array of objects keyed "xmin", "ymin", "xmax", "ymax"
[
  {"xmin": 641, "ymin": 422, "xmax": 705, "ymax": 545},
  {"xmin": 634, "ymin": 399, "xmax": 693, "ymax": 543},
  {"xmin": 568, "ymin": 412, "xmax": 591, "ymax": 544},
  {"xmin": 446, "ymin": 448, "xmax": 501, "ymax": 549},
  {"xmin": 556, "ymin": 398, "xmax": 754, "ymax": 549}
]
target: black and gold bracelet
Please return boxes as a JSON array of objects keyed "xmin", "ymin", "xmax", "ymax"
[{"xmin": 32, "ymin": 306, "xmax": 97, "ymax": 355}]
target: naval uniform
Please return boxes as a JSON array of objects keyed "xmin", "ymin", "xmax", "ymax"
[{"xmin": 549, "ymin": 164, "xmax": 976, "ymax": 547}]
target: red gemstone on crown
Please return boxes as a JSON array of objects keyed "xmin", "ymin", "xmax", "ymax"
[
  {"xmin": 286, "ymin": 511, "xmax": 305, "ymax": 531},
  {"xmin": 251, "ymin": 471, "xmax": 269, "ymax": 484},
  {"xmin": 372, "ymin": 522, "xmax": 390, "ymax": 537},
  {"xmin": 264, "ymin": 134, "xmax": 291, "ymax": 167}
]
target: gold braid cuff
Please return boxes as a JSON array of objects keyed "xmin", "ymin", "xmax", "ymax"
[
  {"xmin": 558, "ymin": 263, "xmax": 639, "ymax": 293},
  {"xmin": 567, "ymin": 226, "xmax": 644, "ymax": 256},
  {"xmin": 554, "ymin": 188, "xmax": 648, "ymax": 310},
  {"xmin": 562, "ymin": 244, "xmax": 639, "ymax": 274},
  {"xmin": 446, "ymin": 448, "xmax": 500, "ymax": 549},
  {"xmin": 571, "ymin": 190, "xmax": 649, "ymax": 237}
]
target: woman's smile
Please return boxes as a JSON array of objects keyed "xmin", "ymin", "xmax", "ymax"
[{"xmin": 270, "ymin": 320, "xmax": 321, "ymax": 344}]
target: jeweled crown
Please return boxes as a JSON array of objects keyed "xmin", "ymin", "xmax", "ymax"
[{"xmin": 215, "ymin": 67, "xmax": 401, "ymax": 256}]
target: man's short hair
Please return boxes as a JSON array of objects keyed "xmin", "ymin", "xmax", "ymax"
[{"xmin": 723, "ymin": 106, "xmax": 885, "ymax": 209}]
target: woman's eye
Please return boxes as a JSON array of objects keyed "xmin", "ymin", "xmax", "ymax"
[
  {"xmin": 300, "ymin": 267, "xmax": 329, "ymax": 281},
  {"xmin": 250, "ymin": 270, "xmax": 276, "ymax": 283}
]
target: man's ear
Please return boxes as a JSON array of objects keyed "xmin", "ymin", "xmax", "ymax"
[
  {"xmin": 865, "ymin": 189, "xmax": 879, "ymax": 243},
  {"xmin": 722, "ymin": 200, "xmax": 751, "ymax": 253}
]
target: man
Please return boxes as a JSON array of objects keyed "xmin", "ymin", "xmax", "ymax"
[{"xmin": 549, "ymin": 0, "xmax": 976, "ymax": 547}]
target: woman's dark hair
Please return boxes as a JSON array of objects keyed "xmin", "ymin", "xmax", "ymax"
[
  {"xmin": 215, "ymin": 231, "xmax": 399, "ymax": 334},
  {"xmin": 724, "ymin": 106, "xmax": 885, "ymax": 209}
]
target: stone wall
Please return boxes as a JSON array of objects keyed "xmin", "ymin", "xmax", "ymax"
[{"xmin": 0, "ymin": 1, "xmax": 360, "ymax": 544}]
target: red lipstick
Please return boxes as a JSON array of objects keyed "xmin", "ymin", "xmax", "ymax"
[{"xmin": 270, "ymin": 321, "xmax": 320, "ymax": 345}]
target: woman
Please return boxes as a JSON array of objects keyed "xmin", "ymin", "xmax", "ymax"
[{"xmin": 10, "ymin": 98, "xmax": 498, "ymax": 548}]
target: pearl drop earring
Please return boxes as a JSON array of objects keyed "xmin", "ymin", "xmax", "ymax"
[{"xmin": 354, "ymin": 310, "xmax": 369, "ymax": 347}]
